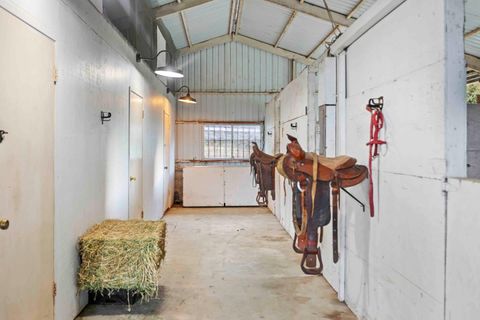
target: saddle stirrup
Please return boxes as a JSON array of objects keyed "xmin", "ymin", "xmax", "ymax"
[{"xmin": 300, "ymin": 247, "xmax": 323, "ymax": 275}]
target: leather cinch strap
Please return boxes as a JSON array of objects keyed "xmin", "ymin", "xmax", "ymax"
[
  {"xmin": 366, "ymin": 107, "xmax": 385, "ymax": 217},
  {"xmin": 332, "ymin": 181, "xmax": 339, "ymax": 263}
]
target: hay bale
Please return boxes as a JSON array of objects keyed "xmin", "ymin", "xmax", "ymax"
[{"xmin": 78, "ymin": 219, "xmax": 166, "ymax": 301}]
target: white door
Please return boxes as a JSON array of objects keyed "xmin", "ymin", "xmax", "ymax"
[
  {"xmin": 163, "ymin": 111, "xmax": 171, "ymax": 211},
  {"xmin": 129, "ymin": 91, "xmax": 143, "ymax": 219},
  {"xmin": 0, "ymin": 8, "xmax": 55, "ymax": 320}
]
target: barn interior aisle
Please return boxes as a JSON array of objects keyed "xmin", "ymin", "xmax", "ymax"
[{"xmin": 78, "ymin": 207, "xmax": 355, "ymax": 320}]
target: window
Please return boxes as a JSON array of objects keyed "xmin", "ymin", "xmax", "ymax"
[{"xmin": 203, "ymin": 124, "xmax": 263, "ymax": 159}]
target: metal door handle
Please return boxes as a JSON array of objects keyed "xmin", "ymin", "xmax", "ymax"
[
  {"xmin": 0, "ymin": 219, "xmax": 9, "ymax": 230},
  {"xmin": 130, "ymin": 176, "xmax": 137, "ymax": 181}
]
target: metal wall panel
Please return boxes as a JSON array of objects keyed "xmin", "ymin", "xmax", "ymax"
[
  {"xmin": 175, "ymin": 41, "xmax": 290, "ymax": 92},
  {"xmin": 174, "ymin": 42, "xmax": 289, "ymax": 161},
  {"xmin": 176, "ymin": 93, "xmax": 273, "ymax": 121}
]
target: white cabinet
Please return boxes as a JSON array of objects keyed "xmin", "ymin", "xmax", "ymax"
[
  {"xmin": 183, "ymin": 167, "xmax": 224, "ymax": 206},
  {"xmin": 183, "ymin": 166, "xmax": 258, "ymax": 207},
  {"xmin": 224, "ymin": 167, "xmax": 258, "ymax": 206}
]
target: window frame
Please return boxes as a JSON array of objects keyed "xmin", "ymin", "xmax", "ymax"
[{"xmin": 202, "ymin": 123, "xmax": 264, "ymax": 160}]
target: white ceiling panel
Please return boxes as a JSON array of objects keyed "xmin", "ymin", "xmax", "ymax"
[
  {"xmin": 149, "ymin": 0, "xmax": 176, "ymax": 7},
  {"xmin": 239, "ymin": 0, "xmax": 293, "ymax": 44},
  {"xmin": 184, "ymin": 0, "xmax": 230, "ymax": 44},
  {"xmin": 161, "ymin": 13, "xmax": 188, "ymax": 48},
  {"xmin": 279, "ymin": 12, "xmax": 332, "ymax": 56}
]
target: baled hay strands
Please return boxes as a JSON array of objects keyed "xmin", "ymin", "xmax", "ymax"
[{"xmin": 78, "ymin": 220, "xmax": 166, "ymax": 301}]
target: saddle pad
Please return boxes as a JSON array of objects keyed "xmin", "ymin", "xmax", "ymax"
[{"xmin": 317, "ymin": 155, "xmax": 357, "ymax": 171}]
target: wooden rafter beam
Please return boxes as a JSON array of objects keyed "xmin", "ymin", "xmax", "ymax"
[
  {"xmin": 307, "ymin": 26, "xmax": 339, "ymax": 58},
  {"xmin": 346, "ymin": 0, "xmax": 366, "ymax": 19},
  {"xmin": 234, "ymin": 35, "xmax": 315, "ymax": 65},
  {"xmin": 275, "ymin": 11, "xmax": 296, "ymax": 48},
  {"xmin": 265, "ymin": 0, "xmax": 353, "ymax": 27},
  {"xmin": 228, "ymin": 0, "xmax": 236, "ymax": 35},
  {"xmin": 153, "ymin": 0, "xmax": 213, "ymax": 19},
  {"xmin": 235, "ymin": 0, "xmax": 245, "ymax": 34},
  {"xmin": 465, "ymin": 27, "xmax": 480, "ymax": 39},
  {"xmin": 178, "ymin": 35, "xmax": 232, "ymax": 55},
  {"xmin": 466, "ymin": 54, "xmax": 480, "ymax": 72},
  {"xmin": 180, "ymin": 11, "xmax": 192, "ymax": 47},
  {"xmin": 177, "ymin": 34, "xmax": 315, "ymax": 64}
]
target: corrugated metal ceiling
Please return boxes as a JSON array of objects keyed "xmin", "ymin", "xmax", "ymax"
[
  {"xmin": 466, "ymin": 0, "xmax": 480, "ymax": 60},
  {"xmin": 240, "ymin": 0, "xmax": 291, "ymax": 45},
  {"xmin": 149, "ymin": 0, "xmax": 377, "ymax": 61},
  {"xmin": 151, "ymin": 0, "xmax": 480, "ymax": 65},
  {"xmin": 183, "ymin": 0, "xmax": 230, "ymax": 44}
]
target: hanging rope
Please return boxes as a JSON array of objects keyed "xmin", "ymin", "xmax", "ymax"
[{"xmin": 366, "ymin": 98, "xmax": 386, "ymax": 217}]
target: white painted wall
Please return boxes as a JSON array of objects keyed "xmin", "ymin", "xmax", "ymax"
[
  {"xmin": 264, "ymin": 0, "xmax": 468, "ymax": 319},
  {"xmin": 0, "ymin": 1, "xmax": 176, "ymax": 319},
  {"xmin": 446, "ymin": 178, "xmax": 480, "ymax": 320},
  {"xmin": 337, "ymin": 1, "xmax": 464, "ymax": 318}
]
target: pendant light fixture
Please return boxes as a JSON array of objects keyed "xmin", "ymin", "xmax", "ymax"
[
  {"xmin": 177, "ymin": 85, "xmax": 197, "ymax": 104},
  {"xmin": 136, "ymin": 50, "xmax": 184, "ymax": 78}
]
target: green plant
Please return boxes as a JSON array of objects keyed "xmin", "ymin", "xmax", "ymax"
[{"xmin": 467, "ymin": 82, "xmax": 480, "ymax": 104}]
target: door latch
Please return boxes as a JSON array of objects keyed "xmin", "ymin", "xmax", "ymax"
[{"xmin": 0, "ymin": 130, "xmax": 8, "ymax": 143}]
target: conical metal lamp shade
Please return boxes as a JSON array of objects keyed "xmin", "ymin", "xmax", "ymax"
[
  {"xmin": 178, "ymin": 93, "xmax": 197, "ymax": 104},
  {"xmin": 155, "ymin": 66, "xmax": 184, "ymax": 78}
]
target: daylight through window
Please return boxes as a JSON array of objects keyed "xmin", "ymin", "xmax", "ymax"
[{"xmin": 203, "ymin": 124, "xmax": 263, "ymax": 159}]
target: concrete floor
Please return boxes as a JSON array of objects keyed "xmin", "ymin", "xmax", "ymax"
[{"xmin": 77, "ymin": 207, "xmax": 356, "ymax": 320}]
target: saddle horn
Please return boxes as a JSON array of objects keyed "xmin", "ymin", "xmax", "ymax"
[{"xmin": 287, "ymin": 134, "xmax": 298, "ymax": 143}]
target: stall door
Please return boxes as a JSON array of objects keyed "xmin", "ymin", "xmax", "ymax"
[
  {"xmin": 163, "ymin": 111, "xmax": 171, "ymax": 211},
  {"xmin": 0, "ymin": 8, "xmax": 55, "ymax": 319},
  {"xmin": 129, "ymin": 91, "xmax": 144, "ymax": 219}
]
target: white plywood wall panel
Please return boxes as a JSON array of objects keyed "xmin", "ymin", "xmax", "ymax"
[
  {"xmin": 279, "ymin": 69, "xmax": 308, "ymax": 123},
  {"xmin": 446, "ymin": 178, "xmax": 480, "ymax": 320},
  {"xmin": 342, "ymin": 175, "xmax": 445, "ymax": 320},
  {"xmin": 343, "ymin": 0, "xmax": 451, "ymax": 179},
  {"xmin": 273, "ymin": 115, "xmax": 309, "ymax": 237},
  {"xmin": 344, "ymin": 65, "xmax": 446, "ymax": 179},
  {"xmin": 224, "ymin": 166, "xmax": 259, "ymax": 206},
  {"xmin": 317, "ymin": 57, "xmax": 337, "ymax": 106},
  {"xmin": 346, "ymin": 1, "xmax": 444, "ymax": 97},
  {"xmin": 264, "ymin": 97, "xmax": 276, "ymax": 130},
  {"xmin": 264, "ymin": 128, "xmax": 275, "ymax": 155},
  {"xmin": 183, "ymin": 166, "xmax": 224, "ymax": 206},
  {"xmin": 334, "ymin": 0, "xmax": 462, "ymax": 318}
]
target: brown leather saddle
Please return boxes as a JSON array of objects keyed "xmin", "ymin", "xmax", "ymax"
[
  {"xmin": 278, "ymin": 135, "xmax": 368, "ymax": 275},
  {"xmin": 249, "ymin": 142, "xmax": 282, "ymax": 205}
]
